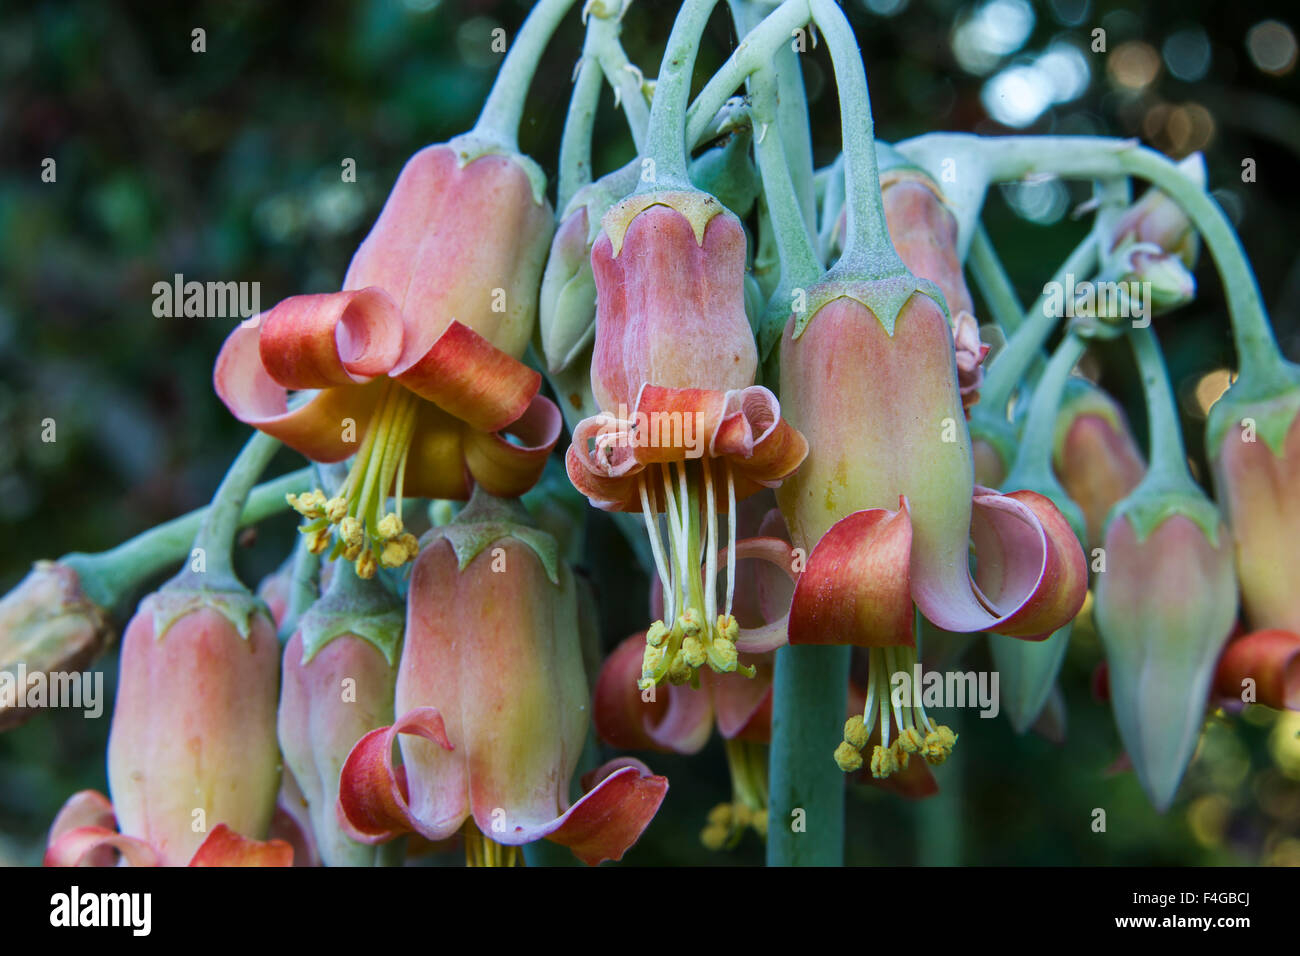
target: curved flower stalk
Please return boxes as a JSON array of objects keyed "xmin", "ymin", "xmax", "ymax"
[
  {"xmin": 336, "ymin": 491, "xmax": 667, "ymax": 866},
  {"xmin": 1094, "ymin": 328, "xmax": 1239, "ymax": 811},
  {"xmin": 278, "ymin": 561, "xmax": 402, "ymax": 867}
]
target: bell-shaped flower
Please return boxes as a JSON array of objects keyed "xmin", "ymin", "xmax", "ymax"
[
  {"xmin": 565, "ymin": 188, "xmax": 807, "ymax": 693},
  {"xmin": 278, "ymin": 561, "xmax": 402, "ymax": 866},
  {"xmin": 215, "ymin": 142, "xmax": 561, "ymax": 582},
  {"xmin": 1052, "ymin": 380, "xmax": 1146, "ymax": 550},
  {"xmin": 778, "ymin": 281, "xmax": 1087, "ymax": 778},
  {"xmin": 336, "ymin": 492, "xmax": 667, "ymax": 865},
  {"xmin": 45, "ymin": 593, "xmax": 289, "ymax": 866}
]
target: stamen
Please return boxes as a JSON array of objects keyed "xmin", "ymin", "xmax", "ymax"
[
  {"xmin": 725, "ymin": 460, "xmax": 737, "ymax": 618},
  {"xmin": 638, "ymin": 475, "xmax": 675, "ymax": 624},
  {"xmin": 703, "ymin": 461, "xmax": 718, "ymax": 628}
]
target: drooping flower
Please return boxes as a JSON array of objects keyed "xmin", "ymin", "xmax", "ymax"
[
  {"xmin": 778, "ymin": 280, "xmax": 1087, "ymax": 777},
  {"xmin": 336, "ymin": 492, "xmax": 666, "ymax": 865},
  {"xmin": 566, "ymin": 189, "xmax": 808, "ymax": 694},
  {"xmin": 1214, "ymin": 628, "xmax": 1300, "ymax": 711},
  {"xmin": 215, "ymin": 142, "xmax": 561, "ymax": 581},
  {"xmin": 46, "ymin": 593, "xmax": 290, "ymax": 866}
]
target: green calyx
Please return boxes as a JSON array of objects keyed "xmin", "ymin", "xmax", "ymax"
[
  {"xmin": 1050, "ymin": 377, "xmax": 1129, "ymax": 473},
  {"xmin": 1107, "ymin": 482, "xmax": 1224, "ymax": 548},
  {"xmin": 1205, "ymin": 360, "xmax": 1300, "ymax": 461},
  {"xmin": 149, "ymin": 586, "xmax": 270, "ymax": 644},
  {"xmin": 447, "ymin": 131, "xmax": 549, "ymax": 207},
  {"xmin": 789, "ymin": 273, "xmax": 947, "ymax": 342},
  {"xmin": 298, "ymin": 561, "xmax": 404, "ymax": 668},
  {"xmin": 432, "ymin": 487, "xmax": 561, "ymax": 586}
]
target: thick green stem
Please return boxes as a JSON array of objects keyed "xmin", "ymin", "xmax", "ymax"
[
  {"xmin": 473, "ymin": 0, "xmax": 581, "ymax": 147},
  {"xmin": 809, "ymin": 0, "xmax": 903, "ymax": 279},
  {"xmin": 557, "ymin": 22, "xmax": 607, "ymax": 211},
  {"xmin": 1006, "ymin": 333, "xmax": 1087, "ymax": 490},
  {"xmin": 967, "ymin": 223, "xmax": 1024, "ymax": 335},
  {"xmin": 980, "ymin": 234, "xmax": 1098, "ymax": 416},
  {"xmin": 908, "ymin": 135, "xmax": 1285, "ymax": 383},
  {"xmin": 591, "ymin": 16, "xmax": 650, "ymax": 152},
  {"xmin": 171, "ymin": 431, "xmax": 283, "ymax": 592},
  {"xmin": 766, "ymin": 644, "xmax": 850, "ymax": 866},
  {"xmin": 643, "ymin": 0, "xmax": 723, "ymax": 188},
  {"xmin": 61, "ymin": 467, "xmax": 311, "ymax": 609},
  {"xmin": 685, "ymin": 0, "xmax": 810, "ymax": 149},
  {"xmin": 1129, "ymin": 325, "xmax": 1198, "ymax": 491}
]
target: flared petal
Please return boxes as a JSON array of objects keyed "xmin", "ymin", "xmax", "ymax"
[
  {"xmin": 44, "ymin": 826, "xmax": 159, "ymax": 868},
  {"xmin": 706, "ymin": 658, "xmax": 774, "ymax": 741},
  {"xmin": 1215, "ymin": 629, "xmax": 1300, "ymax": 710},
  {"xmin": 507, "ymin": 758, "xmax": 668, "ymax": 865},
  {"xmin": 593, "ymin": 633, "xmax": 714, "ymax": 754},
  {"xmin": 336, "ymin": 707, "xmax": 454, "ymax": 845},
  {"xmin": 917, "ymin": 488, "xmax": 1086, "ymax": 639},
  {"xmin": 187, "ymin": 825, "xmax": 294, "ymax": 867},
  {"xmin": 394, "ymin": 319, "xmax": 542, "ymax": 434},
  {"xmin": 719, "ymin": 536, "xmax": 799, "ymax": 654},
  {"xmin": 788, "ymin": 506, "xmax": 914, "ymax": 647},
  {"xmin": 214, "ymin": 321, "xmax": 387, "ymax": 462},
  {"xmin": 257, "ymin": 288, "xmax": 405, "ymax": 389},
  {"xmin": 463, "ymin": 393, "xmax": 562, "ymax": 497}
]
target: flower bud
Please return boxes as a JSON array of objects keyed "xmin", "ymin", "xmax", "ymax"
[
  {"xmin": 106, "ymin": 592, "xmax": 282, "ymax": 865},
  {"xmin": 0, "ymin": 561, "xmax": 112, "ymax": 731}
]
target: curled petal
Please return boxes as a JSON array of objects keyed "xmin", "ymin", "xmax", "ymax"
[
  {"xmin": 214, "ymin": 322, "xmax": 386, "ymax": 462},
  {"xmin": 44, "ymin": 792, "xmax": 160, "ymax": 869},
  {"xmin": 505, "ymin": 759, "xmax": 668, "ymax": 866},
  {"xmin": 718, "ymin": 536, "xmax": 799, "ymax": 654},
  {"xmin": 188, "ymin": 825, "xmax": 294, "ymax": 867},
  {"xmin": 1216, "ymin": 629, "xmax": 1300, "ymax": 710},
  {"xmin": 593, "ymin": 634, "xmax": 713, "ymax": 755},
  {"xmin": 258, "ymin": 289, "xmax": 404, "ymax": 389},
  {"xmin": 706, "ymin": 657, "xmax": 773, "ymax": 741},
  {"xmin": 788, "ymin": 506, "xmax": 914, "ymax": 647},
  {"xmin": 394, "ymin": 320, "xmax": 541, "ymax": 434},
  {"xmin": 336, "ymin": 707, "xmax": 454, "ymax": 845},
  {"xmin": 463, "ymin": 394, "xmax": 562, "ymax": 498},
  {"xmin": 916, "ymin": 488, "xmax": 1086, "ymax": 639}
]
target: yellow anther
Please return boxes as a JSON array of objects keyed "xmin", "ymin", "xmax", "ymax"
[
  {"xmin": 305, "ymin": 527, "xmax": 333, "ymax": 555},
  {"xmin": 324, "ymin": 496, "xmax": 348, "ymax": 523},
  {"xmin": 642, "ymin": 642, "xmax": 666, "ymax": 675},
  {"xmin": 338, "ymin": 517, "xmax": 364, "ymax": 549},
  {"xmin": 355, "ymin": 551, "xmax": 378, "ymax": 580},
  {"xmin": 706, "ymin": 803, "xmax": 734, "ymax": 827},
  {"xmin": 380, "ymin": 540, "xmax": 409, "ymax": 568},
  {"xmin": 398, "ymin": 533, "xmax": 420, "ymax": 559},
  {"xmin": 681, "ymin": 636, "xmax": 707, "ymax": 668},
  {"xmin": 869, "ymin": 744, "xmax": 899, "ymax": 779},
  {"xmin": 715, "ymin": 614, "xmax": 739, "ymax": 643},
  {"xmin": 834, "ymin": 741, "xmax": 864, "ymax": 773},
  {"xmin": 890, "ymin": 737, "xmax": 912, "ymax": 771},
  {"xmin": 732, "ymin": 803, "xmax": 753, "ymax": 827},
  {"xmin": 288, "ymin": 491, "xmax": 327, "ymax": 517},
  {"xmin": 896, "ymin": 726, "xmax": 924, "ymax": 754},
  {"xmin": 343, "ymin": 542, "xmax": 363, "ymax": 562},
  {"xmin": 843, "ymin": 715, "xmax": 869, "ymax": 749},
  {"xmin": 751, "ymin": 809, "xmax": 768, "ymax": 837},
  {"xmin": 700, "ymin": 825, "xmax": 728, "ymax": 851},
  {"xmin": 679, "ymin": 607, "xmax": 703, "ymax": 637},
  {"xmin": 666, "ymin": 652, "xmax": 692, "ymax": 685},
  {"xmin": 646, "ymin": 621, "xmax": 671, "ymax": 648},
  {"xmin": 922, "ymin": 724, "xmax": 958, "ymax": 765},
  {"xmin": 376, "ymin": 513, "xmax": 403, "ymax": 539},
  {"xmin": 708, "ymin": 636, "xmax": 738, "ymax": 672}
]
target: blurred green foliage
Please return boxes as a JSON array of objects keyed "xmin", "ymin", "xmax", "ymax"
[{"xmin": 2, "ymin": 0, "xmax": 1299, "ymax": 866}]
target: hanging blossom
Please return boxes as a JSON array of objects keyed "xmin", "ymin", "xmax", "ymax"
[
  {"xmin": 566, "ymin": 190, "xmax": 808, "ymax": 693},
  {"xmin": 215, "ymin": 143, "xmax": 561, "ymax": 580}
]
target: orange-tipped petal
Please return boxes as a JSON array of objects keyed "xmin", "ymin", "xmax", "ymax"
[
  {"xmin": 1216, "ymin": 629, "xmax": 1300, "ymax": 710},
  {"xmin": 463, "ymin": 394, "xmax": 562, "ymax": 497},
  {"xmin": 971, "ymin": 489, "xmax": 1088, "ymax": 639},
  {"xmin": 257, "ymin": 288, "xmax": 404, "ymax": 389},
  {"xmin": 44, "ymin": 827, "xmax": 159, "ymax": 868},
  {"xmin": 336, "ymin": 707, "xmax": 454, "ymax": 845},
  {"xmin": 394, "ymin": 319, "xmax": 541, "ymax": 434},
  {"xmin": 188, "ymin": 825, "xmax": 294, "ymax": 867},
  {"xmin": 214, "ymin": 322, "xmax": 387, "ymax": 462},
  {"xmin": 788, "ymin": 507, "xmax": 914, "ymax": 647},
  {"xmin": 525, "ymin": 759, "xmax": 668, "ymax": 866}
]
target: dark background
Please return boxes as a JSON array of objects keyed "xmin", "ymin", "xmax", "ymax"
[{"xmin": 2, "ymin": 0, "xmax": 1298, "ymax": 865}]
